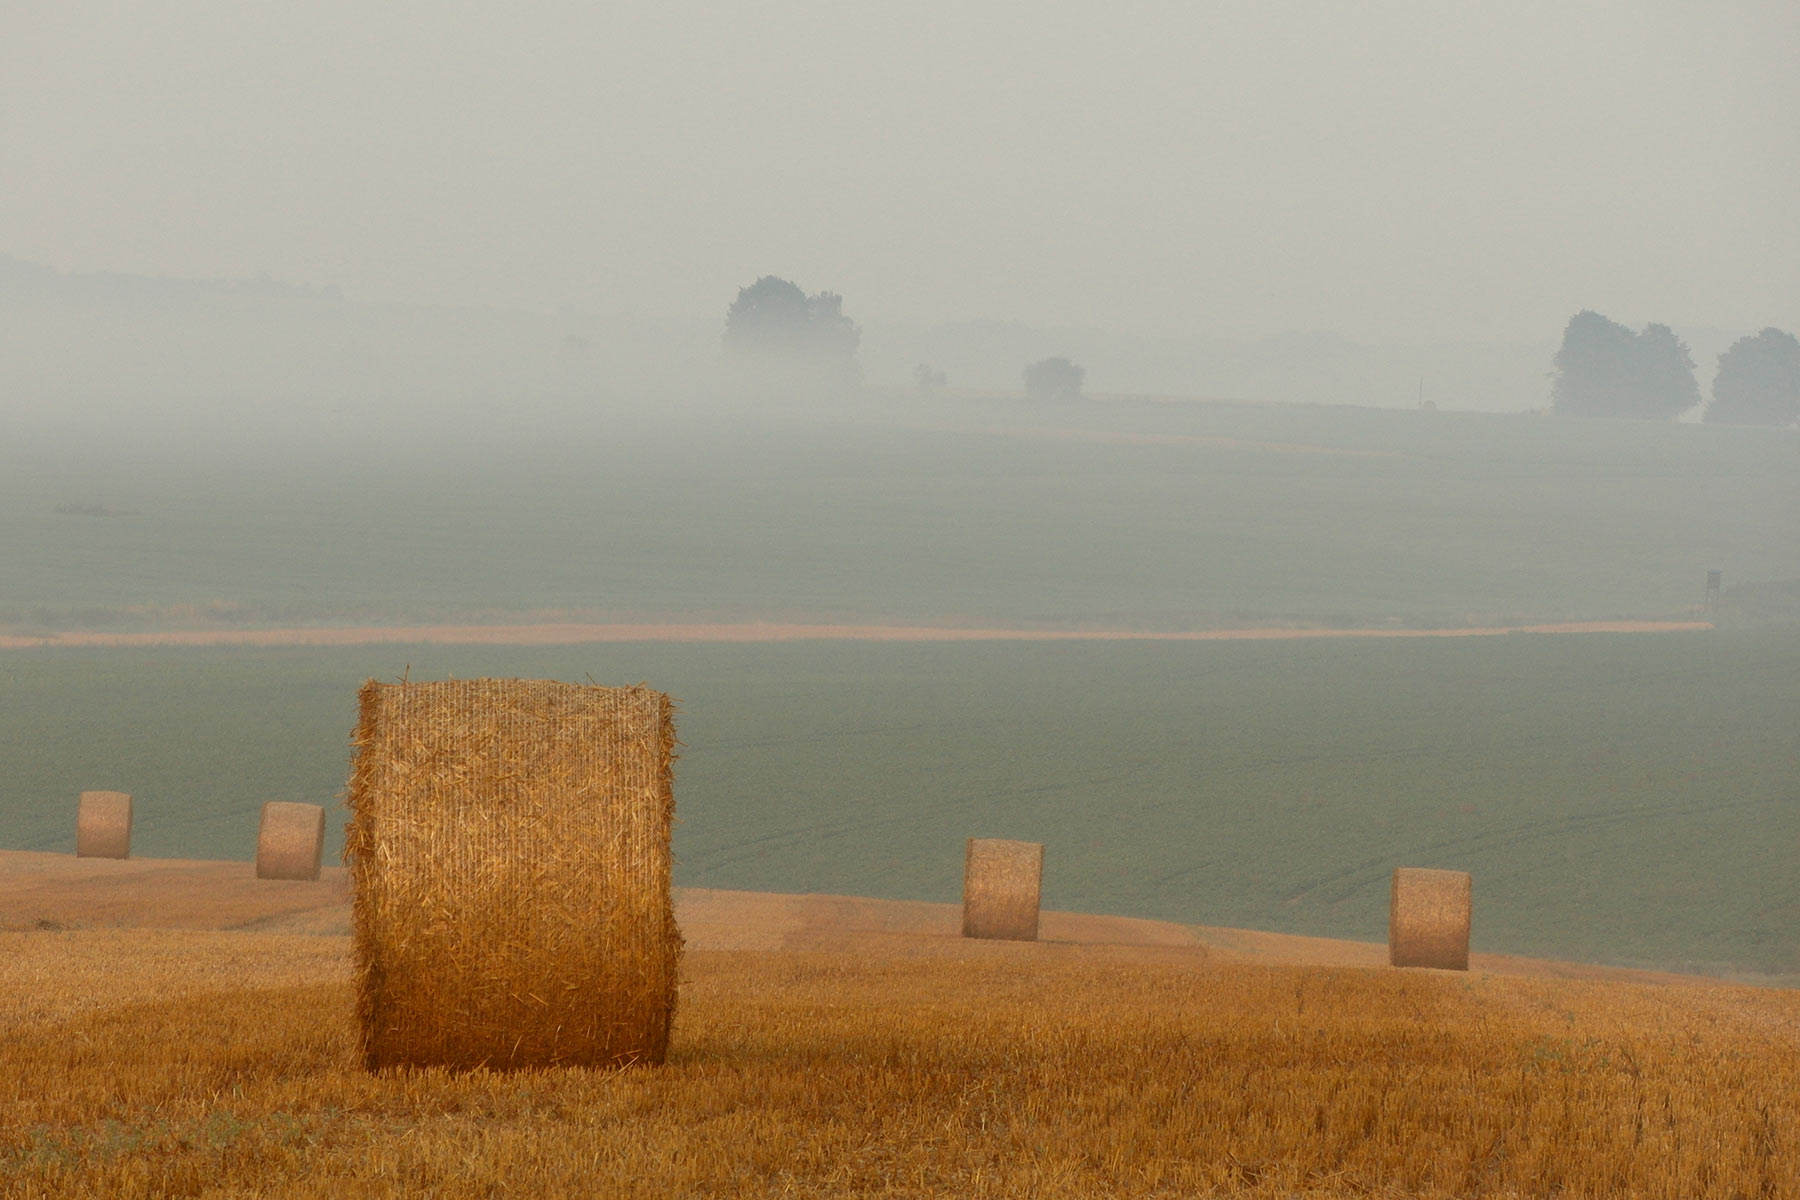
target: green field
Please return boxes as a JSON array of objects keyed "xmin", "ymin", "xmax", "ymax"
[
  {"xmin": 4, "ymin": 395, "xmax": 1797, "ymax": 632},
  {"xmin": 4, "ymin": 396, "xmax": 1796, "ymax": 977},
  {"xmin": 3, "ymin": 630, "xmax": 1796, "ymax": 979}
]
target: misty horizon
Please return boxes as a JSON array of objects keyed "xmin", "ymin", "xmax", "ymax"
[
  {"xmin": 1, "ymin": 247, "xmax": 1774, "ymax": 419},
  {"xmin": 4, "ymin": 3, "xmax": 1796, "ymax": 351}
]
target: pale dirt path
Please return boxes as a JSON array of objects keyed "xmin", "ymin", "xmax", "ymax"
[
  {"xmin": 942, "ymin": 422, "xmax": 1394, "ymax": 457},
  {"xmin": 0, "ymin": 850, "xmax": 1724, "ymax": 988},
  {"xmin": 0, "ymin": 618, "xmax": 1714, "ymax": 650}
]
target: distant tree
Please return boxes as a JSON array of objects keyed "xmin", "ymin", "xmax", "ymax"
[
  {"xmin": 1550, "ymin": 310, "xmax": 1699, "ymax": 419},
  {"xmin": 914, "ymin": 363, "xmax": 948, "ymax": 393},
  {"xmin": 1633, "ymin": 323, "xmax": 1702, "ymax": 420},
  {"xmin": 722, "ymin": 276, "xmax": 860, "ymax": 373},
  {"xmin": 1023, "ymin": 356, "xmax": 1085, "ymax": 403},
  {"xmin": 1551, "ymin": 311, "xmax": 1638, "ymax": 417},
  {"xmin": 1705, "ymin": 328, "xmax": 1800, "ymax": 427}
]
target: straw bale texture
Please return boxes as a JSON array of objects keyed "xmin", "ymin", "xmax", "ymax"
[
  {"xmin": 256, "ymin": 801, "xmax": 326, "ymax": 881},
  {"xmin": 961, "ymin": 838, "xmax": 1043, "ymax": 941},
  {"xmin": 1389, "ymin": 867, "xmax": 1472, "ymax": 970},
  {"xmin": 76, "ymin": 791, "xmax": 132, "ymax": 859},
  {"xmin": 346, "ymin": 678, "xmax": 680, "ymax": 1071}
]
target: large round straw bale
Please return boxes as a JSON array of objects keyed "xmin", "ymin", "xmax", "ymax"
[
  {"xmin": 76, "ymin": 791, "xmax": 132, "ymax": 859},
  {"xmin": 257, "ymin": 801, "xmax": 326, "ymax": 881},
  {"xmin": 347, "ymin": 678, "xmax": 681, "ymax": 1071},
  {"xmin": 1388, "ymin": 867, "xmax": 1472, "ymax": 970},
  {"xmin": 961, "ymin": 837, "xmax": 1044, "ymax": 941}
]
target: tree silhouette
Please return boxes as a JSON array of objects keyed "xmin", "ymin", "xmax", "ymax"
[
  {"xmin": 1550, "ymin": 311, "xmax": 1699, "ymax": 419},
  {"xmin": 722, "ymin": 276, "xmax": 860, "ymax": 372},
  {"xmin": 1023, "ymin": 357, "xmax": 1085, "ymax": 403},
  {"xmin": 1706, "ymin": 328, "xmax": 1800, "ymax": 427},
  {"xmin": 1634, "ymin": 324, "xmax": 1702, "ymax": 420}
]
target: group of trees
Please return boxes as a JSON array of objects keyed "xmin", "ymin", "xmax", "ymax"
[
  {"xmin": 1552, "ymin": 311, "xmax": 1800, "ymax": 426},
  {"xmin": 723, "ymin": 276, "xmax": 1085, "ymax": 401},
  {"xmin": 723, "ymin": 284, "xmax": 1797, "ymax": 423},
  {"xmin": 722, "ymin": 276, "xmax": 861, "ymax": 380},
  {"xmin": 1550, "ymin": 312, "xmax": 1699, "ymax": 420}
]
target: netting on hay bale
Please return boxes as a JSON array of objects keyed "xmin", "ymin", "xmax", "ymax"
[
  {"xmin": 1389, "ymin": 867, "xmax": 1472, "ymax": 970},
  {"xmin": 346, "ymin": 678, "xmax": 681, "ymax": 1071},
  {"xmin": 257, "ymin": 801, "xmax": 326, "ymax": 881},
  {"xmin": 76, "ymin": 791, "xmax": 132, "ymax": 859},
  {"xmin": 962, "ymin": 837, "xmax": 1044, "ymax": 941}
]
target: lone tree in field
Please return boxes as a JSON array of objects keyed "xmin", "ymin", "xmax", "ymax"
[
  {"xmin": 1705, "ymin": 328, "xmax": 1800, "ymax": 427},
  {"xmin": 1550, "ymin": 311, "xmax": 1699, "ymax": 419},
  {"xmin": 722, "ymin": 276, "xmax": 860, "ymax": 377},
  {"xmin": 1023, "ymin": 356, "xmax": 1085, "ymax": 403}
]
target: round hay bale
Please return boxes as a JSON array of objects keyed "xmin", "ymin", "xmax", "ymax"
[
  {"xmin": 256, "ymin": 801, "xmax": 326, "ymax": 881},
  {"xmin": 346, "ymin": 678, "xmax": 681, "ymax": 1072},
  {"xmin": 961, "ymin": 837, "xmax": 1044, "ymax": 941},
  {"xmin": 1388, "ymin": 867, "xmax": 1472, "ymax": 970},
  {"xmin": 76, "ymin": 791, "xmax": 132, "ymax": 859}
]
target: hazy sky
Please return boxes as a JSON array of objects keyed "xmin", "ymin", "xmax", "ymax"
[{"xmin": 3, "ymin": 1, "xmax": 1795, "ymax": 343}]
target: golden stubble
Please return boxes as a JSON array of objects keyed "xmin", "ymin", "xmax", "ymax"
[{"xmin": 4, "ymin": 929, "xmax": 1798, "ymax": 1198}]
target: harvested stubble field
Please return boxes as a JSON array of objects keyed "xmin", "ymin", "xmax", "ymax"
[{"xmin": 4, "ymin": 856, "xmax": 1800, "ymax": 1198}]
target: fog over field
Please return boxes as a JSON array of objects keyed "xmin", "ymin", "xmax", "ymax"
[
  {"xmin": 4, "ymin": 2, "xmax": 1799, "ymax": 427},
  {"xmin": 2, "ymin": 3, "xmax": 1798, "ymax": 978}
]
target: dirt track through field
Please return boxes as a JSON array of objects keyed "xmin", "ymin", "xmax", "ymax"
[
  {"xmin": 0, "ymin": 619, "xmax": 1713, "ymax": 650},
  {"xmin": 950, "ymin": 422, "xmax": 1395, "ymax": 457}
]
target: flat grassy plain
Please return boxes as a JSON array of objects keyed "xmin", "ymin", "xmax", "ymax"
[
  {"xmin": 2, "ymin": 397, "xmax": 1796, "ymax": 974},
  {"xmin": 3, "ymin": 627, "xmax": 1796, "ymax": 978},
  {"xmin": 4, "ymin": 928, "xmax": 1799, "ymax": 1198},
  {"xmin": 4, "ymin": 395, "xmax": 1797, "ymax": 632}
]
